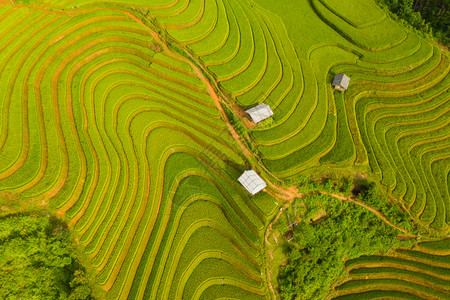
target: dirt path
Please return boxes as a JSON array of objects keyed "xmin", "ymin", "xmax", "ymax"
[
  {"xmin": 230, "ymin": 103, "xmax": 256, "ymax": 129},
  {"xmin": 122, "ymin": 11, "xmax": 298, "ymax": 202},
  {"xmin": 262, "ymin": 193, "xmax": 300, "ymax": 300}
]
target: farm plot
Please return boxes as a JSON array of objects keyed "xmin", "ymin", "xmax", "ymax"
[
  {"xmin": 346, "ymin": 60, "xmax": 450, "ymax": 231},
  {"xmin": 0, "ymin": 4, "xmax": 277, "ymax": 299},
  {"xmin": 1, "ymin": 0, "xmax": 449, "ymax": 298},
  {"xmin": 144, "ymin": 0, "xmax": 449, "ymax": 230},
  {"xmin": 47, "ymin": 0, "xmax": 177, "ymax": 9},
  {"xmin": 332, "ymin": 240, "xmax": 450, "ymax": 299},
  {"xmin": 319, "ymin": 0, "xmax": 386, "ymax": 28}
]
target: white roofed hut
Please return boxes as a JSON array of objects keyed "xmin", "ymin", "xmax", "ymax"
[
  {"xmin": 245, "ymin": 103, "xmax": 273, "ymax": 123},
  {"xmin": 332, "ymin": 74, "xmax": 350, "ymax": 91},
  {"xmin": 238, "ymin": 170, "xmax": 267, "ymax": 195}
]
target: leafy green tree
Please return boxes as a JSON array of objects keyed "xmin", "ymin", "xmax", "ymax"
[
  {"xmin": 0, "ymin": 213, "xmax": 92, "ymax": 300},
  {"xmin": 277, "ymin": 194, "xmax": 415, "ymax": 299},
  {"xmin": 377, "ymin": 0, "xmax": 449, "ymax": 45}
]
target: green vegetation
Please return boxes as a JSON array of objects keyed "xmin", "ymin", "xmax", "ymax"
[
  {"xmin": 0, "ymin": 4, "xmax": 274, "ymax": 298},
  {"xmin": 0, "ymin": 0, "xmax": 448, "ymax": 298},
  {"xmin": 321, "ymin": 0, "xmax": 386, "ymax": 28},
  {"xmin": 275, "ymin": 182, "xmax": 415, "ymax": 300},
  {"xmin": 352, "ymin": 178, "xmax": 418, "ymax": 234},
  {"xmin": 375, "ymin": 0, "xmax": 449, "ymax": 46},
  {"xmin": 0, "ymin": 212, "xmax": 91, "ymax": 299}
]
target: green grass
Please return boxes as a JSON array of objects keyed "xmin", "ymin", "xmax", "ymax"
[
  {"xmin": 320, "ymin": 91, "xmax": 355, "ymax": 164},
  {"xmin": 0, "ymin": 4, "xmax": 274, "ymax": 298},
  {"xmin": 55, "ymin": 0, "xmax": 176, "ymax": 8},
  {"xmin": 396, "ymin": 249, "xmax": 450, "ymax": 264},
  {"xmin": 345, "ymin": 255, "xmax": 450, "ymax": 276},
  {"xmin": 312, "ymin": 0, "xmax": 407, "ymax": 50},
  {"xmin": 349, "ymin": 267, "xmax": 450, "ymax": 288},
  {"xmin": 419, "ymin": 239, "xmax": 450, "ymax": 252},
  {"xmin": 199, "ymin": 283, "xmax": 267, "ymax": 300}
]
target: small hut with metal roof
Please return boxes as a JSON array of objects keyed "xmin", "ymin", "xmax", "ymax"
[
  {"xmin": 245, "ymin": 103, "xmax": 273, "ymax": 123},
  {"xmin": 332, "ymin": 74, "xmax": 350, "ymax": 91},
  {"xmin": 238, "ymin": 170, "xmax": 266, "ymax": 195}
]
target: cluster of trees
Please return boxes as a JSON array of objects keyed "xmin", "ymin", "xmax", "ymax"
[
  {"xmin": 0, "ymin": 213, "xmax": 92, "ymax": 299},
  {"xmin": 354, "ymin": 179, "xmax": 419, "ymax": 235},
  {"xmin": 277, "ymin": 190, "xmax": 415, "ymax": 299},
  {"xmin": 296, "ymin": 174, "xmax": 419, "ymax": 234},
  {"xmin": 376, "ymin": 0, "xmax": 449, "ymax": 46},
  {"xmin": 295, "ymin": 174, "xmax": 353, "ymax": 194}
]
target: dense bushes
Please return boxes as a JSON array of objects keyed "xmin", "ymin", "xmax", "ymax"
[
  {"xmin": 296, "ymin": 174, "xmax": 418, "ymax": 234},
  {"xmin": 355, "ymin": 180, "xmax": 418, "ymax": 235},
  {"xmin": 375, "ymin": 0, "xmax": 449, "ymax": 46},
  {"xmin": 0, "ymin": 213, "xmax": 92, "ymax": 299},
  {"xmin": 276, "ymin": 193, "xmax": 415, "ymax": 300}
]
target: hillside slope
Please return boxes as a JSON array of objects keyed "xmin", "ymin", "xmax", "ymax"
[{"xmin": 0, "ymin": 0, "xmax": 447, "ymax": 299}]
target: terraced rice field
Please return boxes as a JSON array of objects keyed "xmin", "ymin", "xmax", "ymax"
[
  {"xmin": 332, "ymin": 240, "xmax": 450, "ymax": 300},
  {"xmin": 135, "ymin": 0, "xmax": 449, "ymax": 232},
  {"xmin": 0, "ymin": 3, "xmax": 277, "ymax": 299},
  {"xmin": 0, "ymin": 0, "xmax": 448, "ymax": 298}
]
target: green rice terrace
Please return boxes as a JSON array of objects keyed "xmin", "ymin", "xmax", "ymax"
[{"xmin": 0, "ymin": 0, "xmax": 448, "ymax": 299}]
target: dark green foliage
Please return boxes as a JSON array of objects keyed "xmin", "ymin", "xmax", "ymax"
[
  {"xmin": 376, "ymin": 0, "xmax": 449, "ymax": 46},
  {"xmin": 277, "ymin": 193, "xmax": 414, "ymax": 300},
  {"xmin": 296, "ymin": 174, "xmax": 354, "ymax": 195},
  {"xmin": 297, "ymin": 174, "xmax": 417, "ymax": 234},
  {"xmin": 356, "ymin": 182, "xmax": 419, "ymax": 235},
  {"xmin": 0, "ymin": 213, "xmax": 92, "ymax": 300}
]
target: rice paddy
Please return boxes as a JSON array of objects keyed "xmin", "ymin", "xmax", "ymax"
[
  {"xmin": 0, "ymin": 0, "xmax": 448, "ymax": 298},
  {"xmin": 333, "ymin": 240, "xmax": 450, "ymax": 299}
]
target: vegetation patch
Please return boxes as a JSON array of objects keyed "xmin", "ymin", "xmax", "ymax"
[
  {"xmin": 0, "ymin": 212, "xmax": 92, "ymax": 299},
  {"xmin": 271, "ymin": 177, "xmax": 417, "ymax": 300},
  {"xmin": 276, "ymin": 192, "xmax": 414, "ymax": 299}
]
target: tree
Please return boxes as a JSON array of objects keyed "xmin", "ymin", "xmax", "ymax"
[
  {"xmin": 277, "ymin": 194, "xmax": 415, "ymax": 299},
  {"xmin": 0, "ymin": 213, "xmax": 92, "ymax": 299}
]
